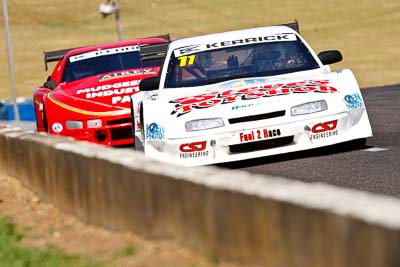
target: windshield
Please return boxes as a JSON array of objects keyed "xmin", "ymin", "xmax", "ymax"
[
  {"xmin": 62, "ymin": 45, "xmax": 153, "ymax": 82},
  {"xmin": 164, "ymin": 36, "xmax": 319, "ymax": 88}
]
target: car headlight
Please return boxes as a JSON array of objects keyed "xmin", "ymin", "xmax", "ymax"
[
  {"xmin": 185, "ymin": 118, "xmax": 225, "ymax": 132},
  {"xmin": 66, "ymin": 120, "xmax": 83, "ymax": 129},
  {"xmin": 87, "ymin": 119, "xmax": 102, "ymax": 128},
  {"xmin": 291, "ymin": 100, "xmax": 328, "ymax": 116}
]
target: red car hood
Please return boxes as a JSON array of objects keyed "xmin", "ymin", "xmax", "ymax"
[{"xmin": 51, "ymin": 67, "xmax": 159, "ymax": 112}]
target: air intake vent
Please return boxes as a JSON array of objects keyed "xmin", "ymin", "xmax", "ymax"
[
  {"xmin": 110, "ymin": 127, "xmax": 133, "ymax": 141},
  {"xmin": 107, "ymin": 118, "xmax": 132, "ymax": 126},
  {"xmin": 229, "ymin": 136, "xmax": 294, "ymax": 154},
  {"xmin": 228, "ymin": 110, "xmax": 285, "ymax": 124}
]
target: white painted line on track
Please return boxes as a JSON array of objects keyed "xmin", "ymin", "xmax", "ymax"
[{"xmin": 365, "ymin": 147, "xmax": 389, "ymax": 152}]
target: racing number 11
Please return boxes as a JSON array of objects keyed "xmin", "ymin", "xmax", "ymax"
[{"xmin": 178, "ymin": 55, "xmax": 195, "ymax": 67}]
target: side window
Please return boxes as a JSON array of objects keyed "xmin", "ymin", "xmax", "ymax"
[
  {"xmin": 165, "ymin": 56, "xmax": 207, "ymax": 88},
  {"xmin": 165, "ymin": 58, "xmax": 179, "ymax": 88},
  {"xmin": 61, "ymin": 64, "xmax": 72, "ymax": 82}
]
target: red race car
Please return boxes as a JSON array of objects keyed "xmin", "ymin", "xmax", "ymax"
[{"xmin": 34, "ymin": 35, "xmax": 170, "ymax": 146}]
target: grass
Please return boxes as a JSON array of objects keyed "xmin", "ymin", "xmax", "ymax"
[
  {"xmin": 0, "ymin": 216, "xmax": 100, "ymax": 267},
  {"xmin": 0, "ymin": 0, "xmax": 399, "ymax": 99},
  {"xmin": 111, "ymin": 244, "xmax": 137, "ymax": 259}
]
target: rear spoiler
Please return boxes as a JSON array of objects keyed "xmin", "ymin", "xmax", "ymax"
[
  {"xmin": 278, "ymin": 19, "xmax": 300, "ymax": 33},
  {"xmin": 140, "ymin": 42, "xmax": 170, "ymax": 62},
  {"xmin": 43, "ymin": 33, "xmax": 171, "ymax": 71},
  {"xmin": 139, "ymin": 33, "xmax": 171, "ymax": 61},
  {"xmin": 43, "ymin": 47, "xmax": 80, "ymax": 71},
  {"xmin": 141, "ymin": 33, "xmax": 171, "ymax": 42}
]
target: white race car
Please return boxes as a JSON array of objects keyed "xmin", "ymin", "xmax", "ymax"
[{"xmin": 131, "ymin": 22, "xmax": 373, "ymax": 166}]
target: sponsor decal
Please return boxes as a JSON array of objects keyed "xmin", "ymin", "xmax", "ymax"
[
  {"xmin": 232, "ymin": 103, "xmax": 255, "ymax": 111},
  {"xmin": 75, "ymin": 80, "xmax": 140, "ymax": 104},
  {"xmin": 70, "ymin": 45, "xmax": 140, "ymax": 62},
  {"xmin": 218, "ymin": 78, "xmax": 269, "ymax": 91},
  {"xmin": 179, "ymin": 141, "xmax": 209, "ymax": 158},
  {"xmin": 239, "ymin": 128, "xmax": 281, "ymax": 143},
  {"xmin": 174, "ymin": 33, "xmax": 297, "ymax": 57},
  {"xmin": 344, "ymin": 93, "xmax": 364, "ymax": 110},
  {"xmin": 170, "ymin": 80, "xmax": 338, "ymax": 117},
  {"xmin": 231, "ymin": 98, "xmax": 276, "ymax": 111},
  {"xmin": 310, "ymin": 120, "xmax": 338, "ymax": 140},
  {"xmin": 180, "ymin": 141, "xmax": 207, "ymax": 152},
  {"xmin": 311, "ymin": 120, "xmax": 337, "ymax": 133},
  {"xmin": 111, "ymin": 94, "xmax": 137, "ymax": 105},
  {"xmin": 99, "ymin": 69, "xmax": 156, "ymax": 82},
  {"xmin": 146, "ymin": 123, "xmax": 165, "ymax": 140},
  {"xmin": 174, "ymin": 44, "xmax": 202, "ymax": 57},
  {"xmin": 52, "ymin": 122, "xmax": 63, "ymax": 133}
]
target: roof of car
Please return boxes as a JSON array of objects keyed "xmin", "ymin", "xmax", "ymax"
[
  {"xmin": 66, "ymin": 37, "xmax": 169, "ymax": 56},
  {"xmin": 43, "ymin": 35, "xmax": 170, "ymax": 70}
]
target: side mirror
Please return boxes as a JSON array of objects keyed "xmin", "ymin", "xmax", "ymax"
[
  {"xmin": 318, "ymin": 50, "xmax": 343, "ymax": 65},
  {"xmin": 139, "ymin": 76, "xmax": 160, "ymax": 91},
  {"xmin": 43, "ymin": 80, "xmax": 56, "ymax": 90}
]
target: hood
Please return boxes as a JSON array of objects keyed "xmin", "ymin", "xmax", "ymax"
[
  {"xmin": 53, "ymin": 67, "xmax": 160, "ymax": 112},
  {"xmin": 161, "ymin": 69, "xmax": 353, "ymax": 122}
]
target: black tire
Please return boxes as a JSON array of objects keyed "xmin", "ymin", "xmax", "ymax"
[
  {"xmin": 140, "ymin": 103, "xmax": 144, "ymax": 139},
  {"xmin": 33, "ymin": 97, "xmax": 41, "ymax": 131},
  {"xmin": 348, "ymin": 138, "xmax": 367, "ymax": 150},
  {"xmin": 138, "ymin": 103, "xmax": 145, "ymax": 152},
  {"xmin": 132, "ymin": 102, "xmax": 145, "ymax": 152},
  {"xmin": 129, "ymin": 98, "xmax": 136, "ymax": 149},
  {"xmin": 43, "ymin": 105, "xmax": 49, "ymax": 133}
]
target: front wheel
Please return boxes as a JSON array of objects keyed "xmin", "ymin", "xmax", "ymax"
[
  {"xmin": 133, "ymin": 102, "xmax": 145, "ymax": 152},
  {"xmin": 130, "ymin": 98, "xmax": 136, "ymax": 149},
  {"xmin": 43, "ymin": 105, "xmax": 49, "ymax": 133},
  {"xmin": 347, "ymin": 138, "xmax": 367, "ymax": 150}
]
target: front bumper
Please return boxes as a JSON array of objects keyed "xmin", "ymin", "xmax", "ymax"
[
  {"xmin": 52, "ymin": 116, "xmax": 133, "ymax": 147},
  {"xmin": 145, "ymin": 109, "xmax": 373, "ymax": 166}
]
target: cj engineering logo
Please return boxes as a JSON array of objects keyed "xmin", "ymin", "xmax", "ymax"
[
  {"xmin": 179, "ymin": 141, "xmax": 209, "ymax": 159},
  {"xmin": 310, "ymin": 120, "xmax": 338, "ymax": 140}
]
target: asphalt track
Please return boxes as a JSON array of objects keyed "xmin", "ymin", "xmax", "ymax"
[{"xmin": 221, "ymin": 84, "xmax": 400, "ymax": 198}]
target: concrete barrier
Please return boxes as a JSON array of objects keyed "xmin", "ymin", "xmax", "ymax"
[{"xmin": 1, "ymin": 125, "xmax": 400, "ymax": 267}]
